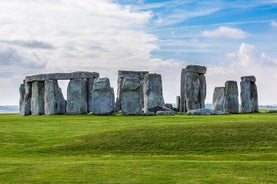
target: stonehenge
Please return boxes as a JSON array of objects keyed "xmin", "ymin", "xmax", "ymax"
[
  {"xmin": 240, "ymin": 76, "xmax": 259, "ymax": 113},
  {"xmin": 19, "ymin": 68, "xmax": 260, "ymax": 116},
  {"xmin": 180, "ymin": 65, "xmax": 206, "ymax": 112}
]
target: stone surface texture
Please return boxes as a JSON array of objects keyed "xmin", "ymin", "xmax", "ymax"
[
  {"xmin": 20, "ymin": 82, "xmax": 32, "ymax": 116},
  {"xmin": 25, "ymin": 72, "xmax": 99, "ymax": 82},
  {"xmin": 44, "ymin": 80, "xmax": 66, "ymax": 115},
  {"xmin": 116, "ymin": 70, "xmax": 148, "ymax": 111},
  {"xmin": 212, "ymin": 87, "xmax": 225, "ymax": 111},
  {"xmin": 66, "ymin": 79, "xmax": 88, "ymax": 114},
  {"xmin": 91, "ymin": 78, "xmax": 115, "ymax": 115},
  {"xmin": 180, "ymin": 65, "xmax": 207, "ymax": 112},
  {"xmin": 121, "ymin": 77, "xmax": 143, "ymax": 115},
  {"xmin": 187, "ymin": 108, "xmax": 228, "ymax": 115},
  {"xmin": 143, "ymin": 73, "xmax": 165, "ymax": 113},
  {"xmin": 31, "ymin": 81, "xmax": 45, "ymax": 115},
  {"xmin": 223, "ymin": 81, "xmax": 239, "ymax": 113},
  {"xmin": 240, "ymin": 76, "xmax": 259, "ymax": 113}
]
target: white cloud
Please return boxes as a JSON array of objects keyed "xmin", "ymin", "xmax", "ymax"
[
  {"xmin": 271, "ymin": 20, "xmax": 277, "ymax": 27},
  {"xmin": 206, "ymin": 42, "xmax": 277, "ymax": 105},
  {"xmin": 202, "ymin": 26, "xmax": 248, "ymax": 39},
  {"xmin": 0, "ymin": 0, "xmax": 185, "ymax": 105}
]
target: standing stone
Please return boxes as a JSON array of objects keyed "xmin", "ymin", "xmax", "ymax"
[
  {"xmin": 44, "ymin": 80, "xmax": 66, "ymax": 115},
  {"xmin": 91, "ymin": 78, "xmax": 115, "ymax": 115},
  {"xmin": 19, "ymin": 83, "xmax": 25, "ymax": 114},
  {"xmin": 240, "ymin": 76, "xmax": 259, "ymax": 113},
  {"xmin": 116, "ymin": 70, "xmax": 148, "ymax": 111},
  {"xmin": 66, "ymin": 79, "xmax": 87, "ymax": 114},
  {"xmin": 31, "ymin": 81, "xmax": 45, "ymax": 115},
  {"xmin": 87, "ymin": 78, "xmax": 97, "ymax": 113},
  {"xmin": 176, "ymin": 96, "xmax": 180, "ymax": 112},
  {"xmin": 143, "ymin": 73, "xmax": 165, "ymax": 113},
  {"xmin": 180, "ymin": 65, "xmax": 207, "ymax": 112},
  {"xmin": 20, "ymin": 82, "xmax": 32, "ymax": 116},
  {"xmin": 121, "ymin": 77, "xmax": 142, "ymax": 115},
  {"xmin": 212, "ymin": 87, "xmax": 225, "ymax": 111},
  {"xmin": 223, "ymin": 81, "xmax": 239, "ymax": 113}
]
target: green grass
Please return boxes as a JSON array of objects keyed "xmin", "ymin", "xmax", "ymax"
[{"xmin": 0, "ymin": 113, "xmax": 276, "ymax": 183}]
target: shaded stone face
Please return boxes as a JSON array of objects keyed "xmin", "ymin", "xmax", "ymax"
[
  {"xmin": 213, "ymin": 87, "xmax": 225, "ymax": 112},
  {"xmin": 180, "ymin": 65, "xmax": 207, "ymax": 112},
  {"xmin": 20, "ymin": 82, "xmax": 32, "ymax": 116},
  {"xmin": 143, "ymin": 73, "xmax": 165, "ymax": 113},
  {"xmin": 121, "ymin": 77, "xmax": 142, "ymax": 115},
  {"xmin": 66, "ymin": 79, "xmax": 88, "ymax": 115},
  {"xmin": 91, "ymin": 78, "xmax": 115, "ymax": 115},
  {"xmin": 44, "ymin": 80, "xmax": 66, "ymax": 115},
  {"xmin": 223, "ymin": 81, "xmax": 239, "ymax": 114},
  {"xmin": 31, "ymin": 81, "xmax": 45, "ymax": 115},
  {"xmin": 240, "ymin": 76, "xmax": 258, "ymax": 113},
  {"xmin": 116, "ymin": 70, "xmax": 148, "ymax": 111}
]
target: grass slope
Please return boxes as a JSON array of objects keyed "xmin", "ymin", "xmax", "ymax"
[{"xmin": 0, "ymin": 113, "xmax": 276, "ymax": 183}]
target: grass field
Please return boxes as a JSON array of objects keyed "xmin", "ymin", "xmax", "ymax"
[{"xmin": 0, "ymin": 113, "xmax": 276, "ymax": 183}]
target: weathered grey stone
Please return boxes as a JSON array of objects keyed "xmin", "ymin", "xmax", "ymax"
[
  {"xmin": 241, "ymin": 76, "xmax": 256, "ymax": 82},
  {"xmin": 25, "ymin": 71, "xmax": 99, "ymax": 82},
  {"xmin": 31, "ymin": 81, "xmax": 45, "ymax": 115},
  {"xmin": 164, "ymin": 103, "xmax": 173, "ymax": 110},
  {"xmin": 87, "ymin": 78, "xmax": 97, "ymax": 112},
  {"xmin": 187, "ymin": 108, "xmax": 228, "ymax": 115},
  {"xmin": 20, "ymin": 82, "xmax": 32, "ymax": 116},
  {"xmin": 143, "ymin": 73, "xmax": 165, "ymax": 113},
  {"xmin": 91, "ymin": 78, "xmax": 115, "ymax": 115},
  {"xmin": 44, "ymin": 80, "xmax": 66, "ymax": 115},
  {"xmin": 121, "ymin": 77, "xmax": 143, "ymax": 115},
  {"xmin": 223, "ymin": 81, "xmax": 239, "ymax": 114},
  {"xmin": 184, "ymin": 65, "xmax": 207, "ymax": 74},
  {"xmin": 19, "ymin": 83, "xmax": 25, "ymax": 114},
  {"xmin": 156, "ymin": 111, "xmax": 175, "ymax": 115},
  {"xmin": 176, "ymin": 96, "xmax": 180, "ymax": 112},
  {"xmin": 180, "ymin": 65, "xmax": 207, "ymax": 112},
  {"xmin": 240, "ymin": 76, "xmax": 258, "ymax": 113},
  {"xmin": 66, "ymin": 79, "xmax": 87, "ymax": 114},
  {"xmin": 116, "ymin": 70, "xmax": 148, "ymax": 111},
  {"xmin": 213, "ymin": 87, "xmax": 225, "ymax": 111}
]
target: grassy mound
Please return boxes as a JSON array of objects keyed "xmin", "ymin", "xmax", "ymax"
[
  {"xmin": 0, "ymin": 113, "xmax": 276, "ymax": 183},
  {"xmin": 51, "ymin": 122, "xmax": 276, "ymax": 156}
]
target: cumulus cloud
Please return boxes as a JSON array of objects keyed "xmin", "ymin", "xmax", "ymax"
[
  {"xmin": 206, "ymin": 42, "xmax": 277, "ymax": 105},
  {"xmin": 0, "ymin": 0, "xmax": 185, "ymax": 104},
  {"xmin": 202, "ymin": 26, "xmax": 248, "ymax": 39}
]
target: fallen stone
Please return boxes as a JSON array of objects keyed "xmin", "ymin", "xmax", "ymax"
[
  {"xmin": 187, "ymin": 108, "xmax": 228, "ymax": 115},
  {"xmin": 156, "ymin": 111, "xmax": 175, "ymax": 115}
]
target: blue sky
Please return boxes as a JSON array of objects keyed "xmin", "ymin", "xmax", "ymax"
[{"xmin": 0, "ymin": 0, "xmax": 277, "ymax": 105}]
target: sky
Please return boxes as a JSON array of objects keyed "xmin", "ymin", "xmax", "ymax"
[{"xmin": 0, "ymin": 0, "xmax": 277, "ymax": 105}]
